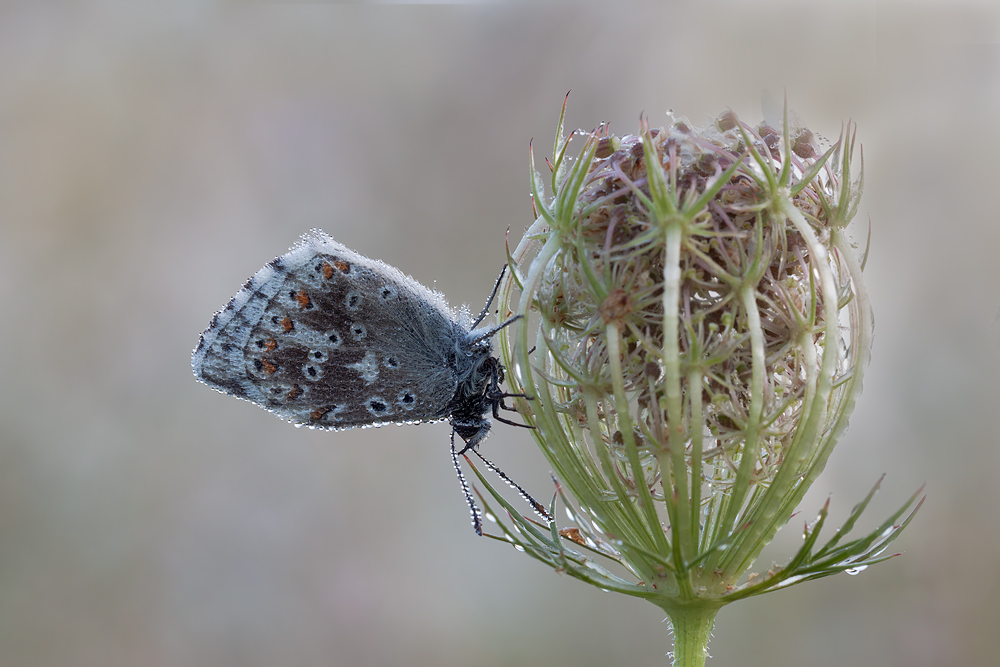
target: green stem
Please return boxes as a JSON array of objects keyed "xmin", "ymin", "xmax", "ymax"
[{"xmin": 657, "ymin": 603, "xmax": 720, "ymax": 667}]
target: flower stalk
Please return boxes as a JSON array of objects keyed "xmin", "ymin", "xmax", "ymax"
[{"xmin": 472, "ymin": 96, "xmax": 921, "ymax": 665}]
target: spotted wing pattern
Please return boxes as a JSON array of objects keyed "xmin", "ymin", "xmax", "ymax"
[{"xmin": 192, "ymin": 231, "xmax": 463, "ymax": 430}]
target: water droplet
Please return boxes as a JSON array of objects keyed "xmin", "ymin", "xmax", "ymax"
[{"xmin": 845, "ymin": 565, "xmax": 868, "ymax": 575}]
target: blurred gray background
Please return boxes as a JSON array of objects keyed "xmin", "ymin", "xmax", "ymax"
[{"xmin": 2, "ymin": 2, "xmax": 998, "ymax": 666}]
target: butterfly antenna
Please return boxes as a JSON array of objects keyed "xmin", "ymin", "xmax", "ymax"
[
  {"xmin": 472, "ymin": 265, "xmax": 508, "ymax": 328},
  {"xmin": 470, "ymin": 314, "xmax": 522, "ymax": 344}
]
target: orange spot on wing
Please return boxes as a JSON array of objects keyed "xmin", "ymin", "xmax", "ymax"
[
  {"xmin": 322, "ymin": 262, "xmax": 334, "ymax": 280},
  {"xmin": 294, "ymin": 290, "xmax": 311, "ymax": 308},
  {"xmin": 265, "ymin": 338, "xmax": 277, "ymax": 352},
  {"xmin": 262, "ymin": 360, "xmax": 276, "ymax": 374},
  {"xmin": 281, "ymin": 317, "xmax": 294, "ymax": 332},
  {"xmin": 334, "ymin": 260, "xmax": 350, "ymax": 273}
]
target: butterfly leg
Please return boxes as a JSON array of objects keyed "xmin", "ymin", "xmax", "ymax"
[
  {"xmin": 451, "ymin": 429, "xmax": 483, "ymax": 536},
  {"xmin": 468, "ymin": 448, "xmax": 552, "ymax": 524}
]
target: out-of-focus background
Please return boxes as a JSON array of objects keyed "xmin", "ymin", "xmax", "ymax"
[{"xmin": 2, "ymin": 2, "xmax": 998, "ymax": 666}]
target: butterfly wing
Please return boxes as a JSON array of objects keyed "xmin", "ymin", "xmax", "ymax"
[{"xmin": 192, "ymin": 230, "xmax": 463, "ymax": 430}]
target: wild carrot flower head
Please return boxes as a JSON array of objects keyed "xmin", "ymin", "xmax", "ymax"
[{"xmin": 470, "ymin": 99, "xmax": 920, "ymax": 665}]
